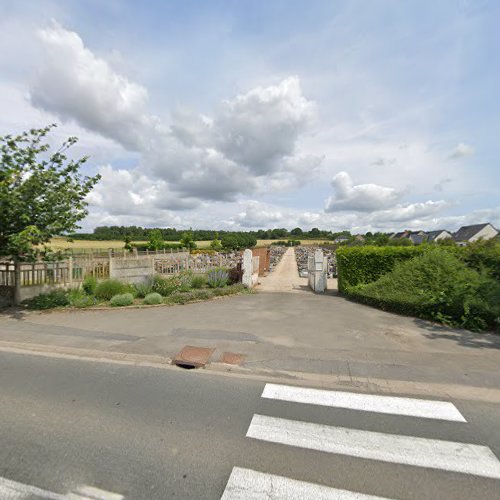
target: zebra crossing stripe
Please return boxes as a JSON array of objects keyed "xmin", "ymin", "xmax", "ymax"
[
  {"xmin": 247, "ymin": 414, "xmax": 500, "ymax": 479},
  {"xmin": 261, "ymin": 384, "xmax": 466, "ymax": 422},
  {"xmin": 0, "ymin": 476, "xmax": 64, "ymax": 499},
  {"xmin": 67, "ymin": 485, "xmax": 124, "ymax": 499},
  {"xmin": 0, "ymin": 477, "xmax": 123, "ymax": 500},
  {"xmin": 221, "ymin": 467, "xmax": 392, "ymax": 500}
]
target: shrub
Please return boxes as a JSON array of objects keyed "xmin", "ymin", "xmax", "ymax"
[
  {"xmin": 82, "ymin": 276, "xmax": 97, "ymax": 295},
  {"xmin": 67, "ymin": 288, "xmax": 92, "ymax": 308},
  {"xmin": 228, "ymin": 265, "xmax": 242, "ymax": 285},
  {"xmin": 461, "ymin": 240, "xmax": 500, "ymax": 280},
  {"xmin": 163, "ymin": 284, "xmax": 245, "ymax": 305},
  {"xmin": 95, "ymin": 279, "xmax": 129, "ymax": 300},
  {"xmin": 134, "ymin": 280, "xmax": 154, "ymax": 298},
  {"xmin": 25, "ymin": 290, "xmax": 69, "ymax": 309},
  {"xmin": 207, "ymin": 267, "xmax": 229, "ymax": 288},
  {"xmin": 110, "ymin": 293, "xmax": 134, "ymax": 307},
  {"xmin": 191, "ymin": 289, "xmax": 212, "ymax": 300},
  {"xmin": 336, "ymin": 246, "xmax": 425, "ymax": 292},
  {"xmin": 191, "ymin": 274, "xmax": 206, "ymax": 289},
  {"xmin": 348, "ymin": 248, "xmax": 499, "ymax": 331},
  {"xmin": 71, "ymin": 294, "xmax": 98, "ymax": 308},
  {"xmin": 151, "ymin": 273, "xmax": 192, "ymax": 296},
  {"xmin": 164, "ymin": 292, "xmax": 191, "ymax": 305},
  {"xmin": 143, "ymin": 292, "xmax": 162, "ymax": 305}
]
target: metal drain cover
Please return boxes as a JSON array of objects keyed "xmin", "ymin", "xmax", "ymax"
[{"xmin": 173, "ymin": 345, "xmax": 215, "ymax": 368}]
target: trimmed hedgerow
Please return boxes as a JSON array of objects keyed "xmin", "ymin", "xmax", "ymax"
[
  {"xmin": 347, "ymin": 248, "xmax": 499, "ymax": 332},
  {"xmin": 336, "ymin": 246, "xmax": 426, "ymax": 293},
  {"xmin": 110, "ymin": 293, "xmax": 134, "ymax": 307}
]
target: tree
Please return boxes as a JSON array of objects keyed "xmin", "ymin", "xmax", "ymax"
[
  {"xmin": 147, "ymin": 229, "xmax": 164, "ymax": 250},
  {"xmin": 180, "ymin": 231, "xmax": 197, "ymax": 250},
  {"xmin": 210, "ymin": 232, "xmax": 223, "ymax": 251},
  {"xmin": 0, "ymin": 125, "xmax": 100, "ymax": 259},
  {"xmin": 290, "ymin": 227, "xmax": 303, "ymax": 236}
]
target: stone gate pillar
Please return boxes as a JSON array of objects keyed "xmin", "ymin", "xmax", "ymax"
[{"xmin": 308, "ymin": 249, "xmax": 327, "ymax": 293}]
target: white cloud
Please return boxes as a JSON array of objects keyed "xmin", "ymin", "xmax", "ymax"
[
  {"xmin": 215, "ymin": 76, "xmax": 316, "ymax": 175},
  {"xmin": 325, "ymin": 171, "xmax": 402, "ymax": 212},
  {"xmin": 233, "ymin": 200, "xmax": 286, "ymax": 228},
  {"xmin": 449, "ymin": 142, "xmax": 475, "ymax": 159},
  {"xmin": 31, "ymin": 22, "xmax": 157, "ymax": 150},
  {"xmin": 369, "ymin": 200, "xmax": 449, "ymax": 223},
  {"xmin": 87, "ymin": 165, "xmax": 199, "ymax": 215},
  {"xmin": 29, "ymin": 23, "xmax": 319, "ymax": 207}
]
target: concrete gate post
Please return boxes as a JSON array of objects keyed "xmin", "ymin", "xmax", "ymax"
[
  {"xmin": 242, "ymin": 249, "xmax": 253, "ymax": 288},
  {"xmin": 308, "ymin": 249, "xmax": 327, "ymax": 293}
]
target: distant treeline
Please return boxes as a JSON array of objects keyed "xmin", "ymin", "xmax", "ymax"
[{"xmin": 68, "ymin": 226, "xmax": 337, "ymax": 241}]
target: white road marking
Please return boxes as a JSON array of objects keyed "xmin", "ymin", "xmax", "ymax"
[
  {"xmin": 262, "ymin": 384, "xmax": 467, "ymax": 422},
  {"xmin": 0, "ymin": 477, "xmax": 63, "ymax": 499},
  {"xmin": 68, "ymin": 485, "xmax": 124, "ymax": 499},
  {"xmin": 247, "ymin": 414, "xmax": 500, "ymax": 479},
  {"xmin": 220, "ymin": 467, "xmax": 391, "ymax": 500},
  {"xmin": 0, "ymin": 477, "xmax": 123, "ymax": 500}
]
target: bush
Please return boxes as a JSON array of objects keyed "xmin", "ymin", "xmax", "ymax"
[
  {"xmin": 164, "ymin": 292, "xmax": 192, "ymax": 305},
  {"xmin": 191, "ymin": 274, "xmax": 206, "ymax": 289},
  {"xmin": 95, "ymin": 279, "xmax": 129, "ymax": 300},
  {"xmin": 25, "ymin": 290, "xmax": 69, "ymax": 309},
  {"xmin": 190, "ymin": 289, "xmax": 212, "ymax": 300},
  {"xmin": 134, "ymin": 280, "xmax": 154, "ymax": 298},
  {"xmin": 110, "ymin": 293, "xmax": 134, "ymax": 307},
  {"xmin": 67, "ymin": 288, "xmax": 97, "ymax": 308},
  {"xmin": 461, "ymin": 240, "xmax": 500, "ymax": 280},
  {"xmin": 207, "ymin": 267, "xmax": 229, "ymax": 288},
  {"xmin": 163, "ymin": 284, "xmax": 246, "ymax": 305},
  {"xmin": 347, "ymin": 248, "xmax": 500, "ymax": 331},
  {"xmin": 143, "ymin": 292, "xmax": 162, "ymax": 305},
  {"xmin": 336, "ymin": 246, "xmax": 425, "ymax": 292},
  {"xmin": 132, "ymin": 243, "xmax": 183, "ymax": 251},
  {"xmin": 82, "ymin": 276, "xmax": 97, "ymax": 295},
  {"xmin": 151, "ymin": 272, "xmax": 193, "ymax": 296}
]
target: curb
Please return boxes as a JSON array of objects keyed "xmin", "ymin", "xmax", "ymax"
[{"xmin": 0, "ymin": 340, "xmax": 499, "ymax": 403}]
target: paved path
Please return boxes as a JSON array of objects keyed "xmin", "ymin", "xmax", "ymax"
[
  {"xmin": 1, "ymin": 352, "xmax": 500, "ymax": 499},
  {"xmin": 1, "ymin": 292, "xmax": 500, "ymax": 397},
  {"xmin": 256, "ymin": 247, "xmax": 308, "ymax": 292}
]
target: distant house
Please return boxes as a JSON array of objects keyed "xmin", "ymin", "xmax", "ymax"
[
  {"xmin": 408, "ymin": 233, "xmax": 426, "ymax": 245},
  {"xmin": 426, "ymin": 230, "xmax": 452, "ymax": 243},
  {"xmin": 391, "ymin": 230, "xmax": 426, "ymax": 244},
  {"xmin": 334, "ymin": 236, "xmax": 350, "ymax": 244},
  {"xmin": 391, "ymin": 230, "xmax": 411, "ymax": 239},
  {"xmin": 453, "ymin": 223, "xmax": 498, "ymax": 243}
]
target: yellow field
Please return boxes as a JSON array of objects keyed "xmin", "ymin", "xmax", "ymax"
[{"xmin": 46, "ymin": 237, "xmax": 331, "ymax": 252}]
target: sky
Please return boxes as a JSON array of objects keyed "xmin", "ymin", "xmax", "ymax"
[{"xmin": 1, "ymin": 0, "xmax": 499, "ymax": 233}]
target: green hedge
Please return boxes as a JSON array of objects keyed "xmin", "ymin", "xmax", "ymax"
[
  {"xmin": 336, "ymin": 246, "xmax": 426, "ymax": 292},
  {"xmin": 345, "ymin": 249, "xmax": 500, "ymax": 331}
]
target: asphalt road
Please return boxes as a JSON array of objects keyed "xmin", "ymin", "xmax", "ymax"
[{"xmin": 1, "ymin": 351, "xmax": 499, "ymax": 499}]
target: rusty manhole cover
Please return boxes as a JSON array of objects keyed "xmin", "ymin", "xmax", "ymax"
[
  {"xmin": 172, "ymin": 345, "xmax": 215, "ymax": 369},
  {"xmin": 221, "ymin": 352, "xmax": 245, "ymax": 365}
]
